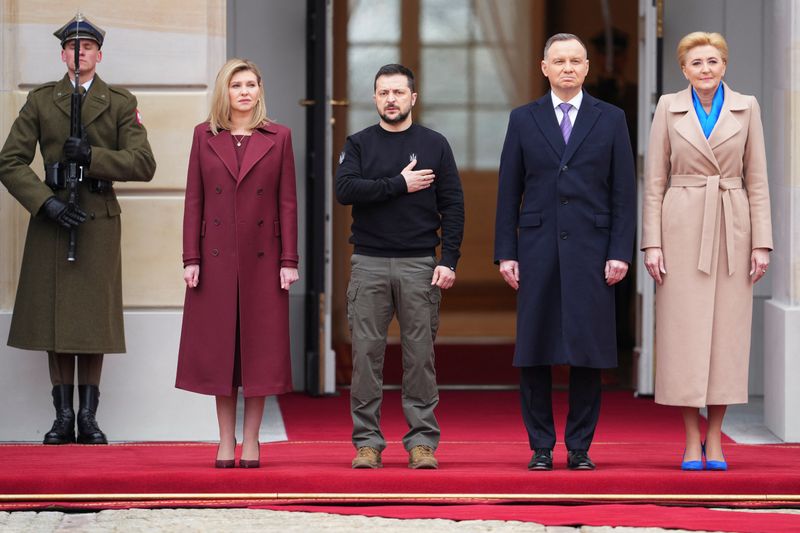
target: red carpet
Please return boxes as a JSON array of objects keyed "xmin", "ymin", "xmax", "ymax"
[
  {"xmin": 257, "ymin": 504, "xmax": 800, "ymax": 533},
  {"xmin": 0, "ymin": 390, "xmax": 798, "ymax": 520},
  {"xmin": 346, "ymin": 346, "xmax": 616, "ymax": 386},
  {"xmin": 381, "ymin": 344, "xmax": 518, "ymax": 385},
  {"xmin": 279, "ymin": 390, "xmax": 732, "ymax": 444}
]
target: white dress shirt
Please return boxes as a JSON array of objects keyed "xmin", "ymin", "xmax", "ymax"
[
  {"xmin": 551, "ymin": 90, "xmax": 583, "ymax": 125},
  {"xmin": 71, "ymin": 78, "xmax": 94, "ymax": 92}
]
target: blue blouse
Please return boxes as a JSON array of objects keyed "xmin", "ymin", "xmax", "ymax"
[{"xmin": 692, "ymin": 84, "xmax": 724, "ymax": 139}]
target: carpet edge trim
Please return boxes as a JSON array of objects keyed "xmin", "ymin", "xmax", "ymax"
[{"xmin": 2, "ymin": 493, "xmax": 799, "ymax": 502}]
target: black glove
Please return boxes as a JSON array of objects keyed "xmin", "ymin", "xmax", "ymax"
[
  {"xmin": 40, "ymin": 196, "xmax": 88, "ymax": 229},
  {"xmin": 63, "ymin": 136, "xmax": 92, "ymax": 166}
]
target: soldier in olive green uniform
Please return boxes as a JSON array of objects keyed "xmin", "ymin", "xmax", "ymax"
[{"xmin": 0, "ymin": 16, "xmax": 156, "ymax": 444}]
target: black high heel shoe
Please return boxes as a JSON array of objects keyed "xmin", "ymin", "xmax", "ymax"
[
  {"xmin": 215, "ymin": 438, "xmax": 236, "ymax": 469},
  {"xmin": 239, "ymin": 441, "xmax": 260, "ymax": 468}
]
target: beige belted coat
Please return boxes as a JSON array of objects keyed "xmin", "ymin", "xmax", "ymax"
[{"xmin": 642, "ymin": 83, "xmax": 772, "ymax": 407}]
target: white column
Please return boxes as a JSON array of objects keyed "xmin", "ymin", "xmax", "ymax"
[{"xmin": 763, "ymin": 0, "xmax": 800, "ymax": 442}]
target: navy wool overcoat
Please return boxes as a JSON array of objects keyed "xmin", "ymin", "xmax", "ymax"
[{"xmin": 494, "ymin": 91, "xmax": 636, "ymax": 369}]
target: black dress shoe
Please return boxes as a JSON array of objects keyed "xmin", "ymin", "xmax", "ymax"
[
  {"xmin": 567, "ymin": 449, "xmax": 596, "ymax": 470},
  {"xmin": 528, "ymin": 448, "xmax": 553, "ymax": 470}
]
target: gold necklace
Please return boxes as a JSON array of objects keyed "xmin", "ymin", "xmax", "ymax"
[{"xmin": 232, "ymin": 133, "xmax": 246, "ymax": 147}]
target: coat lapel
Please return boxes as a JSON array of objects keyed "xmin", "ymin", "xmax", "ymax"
[
  {"xmin": 237, "ymin": 126, "xmax": 276, "ymax": 181},
  {"xmin": 208, "ymin": 130, "xmax": 239, "ymax": 181},
  {"xmin": 562, "ymin": 91, "xmax": 601, "ymax": 164},
  {"xmin": 81, "ymin": 75, "xmax": 110, "ymax": 127},
  {"xmin": 53, "ymin": 74, "xmax": 74, "ymax": 118},
  {"xmin": 530, "ymin": 94, "xmax": 565, "ymax": 157},
  {"xmin": 52, "ymin": 74, "xmax": 110, "ymax": 128},
  {"xmin": 708, "ymin": 82, "xmax": 746, "ymax": 150},
  {"xmin": 671, "ymin": 86, "xmax": 721, "ymax": 172}
]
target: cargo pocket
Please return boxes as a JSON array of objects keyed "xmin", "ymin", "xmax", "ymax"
[
  {"xmin": 427, "ymin": 286, "xmax": 442, "ymax": 339},
  {"xmin": 346, "ymin": 280, "xmax": 360, "ymax": 331}
]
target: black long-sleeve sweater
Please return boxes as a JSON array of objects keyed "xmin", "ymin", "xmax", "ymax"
[{"xmin": 335, "ymin": 123, "xmax": 465, "ymax": 269}]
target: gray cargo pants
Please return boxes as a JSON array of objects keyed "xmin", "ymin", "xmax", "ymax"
[{"xmin": 347, "ymin": 254, "xmax": 441, "ymax": 452}]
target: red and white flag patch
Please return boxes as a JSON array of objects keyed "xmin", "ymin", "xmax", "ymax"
[{"xmin": 135, "ymin": 109, "xmax": 143, "ymax": 125}]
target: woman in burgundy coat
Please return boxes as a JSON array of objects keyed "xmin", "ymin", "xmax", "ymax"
[{"xmin": 176, "ymin": 58, "xmax": 299, "ymax": 468}]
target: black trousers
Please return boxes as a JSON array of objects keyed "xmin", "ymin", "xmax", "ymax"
[{"xmin": 519, "ymin": 365, "xmax": 601, "ymax": 451}]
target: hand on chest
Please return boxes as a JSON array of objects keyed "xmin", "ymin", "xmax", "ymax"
[{"xmin": 365, "ymin": 150, "xmax": 435, "ymax": 179}]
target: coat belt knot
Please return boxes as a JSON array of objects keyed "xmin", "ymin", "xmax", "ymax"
[{"xmin": 669, "ymin": 174, "xmax": 743, "ymax": 276}]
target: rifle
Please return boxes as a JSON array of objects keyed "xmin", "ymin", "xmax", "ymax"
[{"xmin": 66, "ymin": 17, "xmax": 84, "ymax": 262}]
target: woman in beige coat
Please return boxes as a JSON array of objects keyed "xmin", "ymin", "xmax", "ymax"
[{"xmin": 642, "ymin": 32, "xmax": 772, "ymax": 471}]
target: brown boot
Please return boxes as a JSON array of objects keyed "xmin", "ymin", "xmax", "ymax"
[
  {"xmin": 408, "ymin": 445, "xmax": 438, "ymax": 469},
  {"xmin": 352, "ymin": 446, "xmax": 382, "ymax": 469}
]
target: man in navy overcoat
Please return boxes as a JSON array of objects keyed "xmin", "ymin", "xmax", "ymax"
[{"xmin": 494, "ymin": 33, "xmax": 636, "ymax": 471}]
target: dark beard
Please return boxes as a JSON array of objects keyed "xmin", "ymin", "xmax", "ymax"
[{"xmin": 380, "ymin": 109, "xmax": 410, "ymax": 125}]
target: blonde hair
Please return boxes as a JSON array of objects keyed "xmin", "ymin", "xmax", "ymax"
[
  {"xmin": 208, "ymin": 58, "xmax": 269, "ymax": 134},
  {"xmin": 676, "ymin": 32, "xmax": 728, "ymax": 66}
]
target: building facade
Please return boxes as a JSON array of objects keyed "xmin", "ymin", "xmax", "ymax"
[{"xmin": 0, "ymin": 0, "xmax": 798, "ymax": 441}]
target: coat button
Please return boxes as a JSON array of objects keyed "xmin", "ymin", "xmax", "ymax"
[
  {"xmin": 560, "ymin": 197, "xmax": 569, "ymax": 205},
  {"xmin": 560, "ymin": 231, "xmax": 568, "ymax": 240},
  {"xmin": 257, "ymin": 251, "xmax": 264, "ymax": 257},
  {"xmin": 90, "ymin": 212, "xmax": 96, "ymax": 220},
  {"xmin": 256, "ymin": 188, "xmax": 263, "ymax": 196},
  {"xmin": 213, "ymin": 218, "xmax": 220, "ymax": 226},
  {"xmin": 211, "ymin": 248, "xmax": 220, "ymax": 256},
  {"xmin": 257, "ymin": 219, "xmax": 264, "ymax": 226},
  {"xmin": 215, "ymin": 186, "xmax": 222, "ymax": 194},
  {"xmin": 561, "ymin": 165, "xmax": 568, "ymax": 172}
]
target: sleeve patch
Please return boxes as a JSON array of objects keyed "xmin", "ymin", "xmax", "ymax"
[{"xmin": 135, "ymin": 109, "xmax": 143, "ymax": 125}]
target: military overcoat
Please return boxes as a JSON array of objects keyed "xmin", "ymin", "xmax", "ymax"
[{"xmin": 0, "ymin": 74, "xmax": 156, "ymax": 353}]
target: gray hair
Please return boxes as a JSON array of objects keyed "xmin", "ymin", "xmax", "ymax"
[{"xmin": 543, "ymin": 33, "xmax": 588, "ymax": 59}]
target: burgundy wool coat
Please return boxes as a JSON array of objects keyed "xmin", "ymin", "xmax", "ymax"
[{"xmin": 176, "ymin": 122, "xmax": 298, "ymax": 397}]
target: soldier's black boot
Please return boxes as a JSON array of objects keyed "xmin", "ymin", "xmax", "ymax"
[
  {"xmin": 77, "ymin": 385, "xmax": 108, "ymax": 444},
  {"xmin": 43, "ymin": 385, "xmax": 76, "ymax": 444}
]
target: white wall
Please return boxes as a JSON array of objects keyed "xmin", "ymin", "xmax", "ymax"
[{"xmin": 762, "ymin": 0, "xmax": 800, "ymax": 442}]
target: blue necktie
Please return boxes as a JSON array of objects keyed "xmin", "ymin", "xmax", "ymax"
[{"xmin": 558, "ymin": 102, "xmax": 573, "ymax": 143}]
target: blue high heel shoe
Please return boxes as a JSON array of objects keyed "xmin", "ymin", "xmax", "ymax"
[
  {"xmin": 703, "ymin": 442, "xmax": 728, "ymax": 471},
  {"xmin": 681, "ymin": 446, "xmax": 703, "ymax": 471}
]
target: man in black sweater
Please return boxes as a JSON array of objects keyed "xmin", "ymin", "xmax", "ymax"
[{"xmin": 336, "ymin": 64, "xmax": 464, "ymax": 469}]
